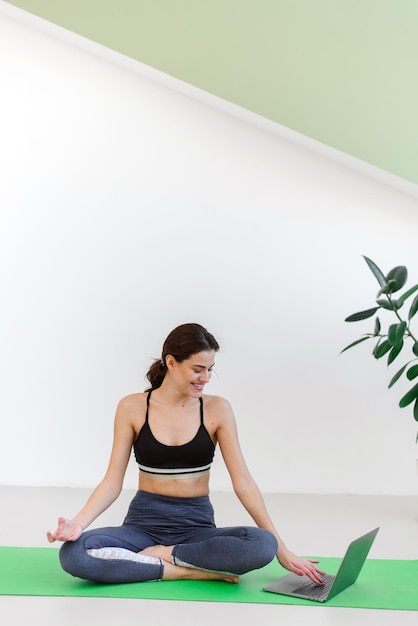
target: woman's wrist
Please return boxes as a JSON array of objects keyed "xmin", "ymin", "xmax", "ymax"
[
  {"xmin": 276, "ymin": 543, "xmax": 288, "ymax": 557},
  {"xmin": 72, "ymin": 516, "xmax": 87, "ymax": 531}
]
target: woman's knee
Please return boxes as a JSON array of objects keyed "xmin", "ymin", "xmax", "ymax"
[
  {"xmin": 230, "ymin": 527, "xmax": 277, "ymax": 573},
  {"xmin": 254, "ymin": 528, "xmax": 278, "ymax": 564},
  {"xmin": 232, "ymin": 528, "xmax": 277, "ymax": 574},
  {"xmin": 59, "ymin": 538, "xmax": 114, "ymax": 583},
  {"xmin": 59, "ymin": 535, "xmax": 117, "ymax": 581},
  {"xmin": 58, "ymin": 527, "xmax": 124, "ymax": 577},
  {"xmin": 59, "ymin": 539, "xmax": 89, "ymax": 578}
]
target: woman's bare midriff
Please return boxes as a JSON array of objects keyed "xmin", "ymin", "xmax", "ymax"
[{"xmin": 138, "ymin": 473, "xmax": 210, "ymax": 498}]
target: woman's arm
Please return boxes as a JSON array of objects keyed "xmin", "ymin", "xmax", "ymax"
[
  {"xmin": 47, "ymin": 395, "xmax": 140, "ymax": 542},
  {"xmin": 215, "ymin": 397, "xmax": 324, "ymax": 583}
]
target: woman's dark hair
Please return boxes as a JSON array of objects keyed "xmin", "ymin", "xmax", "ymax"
[{"xmin": 146, "ymin": 323, "xmax": 219, "ymax": 390}]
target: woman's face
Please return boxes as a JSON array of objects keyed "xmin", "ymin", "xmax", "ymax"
[{"xmin": 167, "ymin": 349, "xmax": 216, "ymax": 397}]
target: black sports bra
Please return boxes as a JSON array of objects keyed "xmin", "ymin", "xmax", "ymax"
[{"xmin": 133, "ymin": 391, "xmax": 215, "ymax": 478}]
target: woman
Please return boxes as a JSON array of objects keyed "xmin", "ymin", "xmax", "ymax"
[{"xmin": 48, "ymin": 323, "xmax": 324, "ymax": 584}]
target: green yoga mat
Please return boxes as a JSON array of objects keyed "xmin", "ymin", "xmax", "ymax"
[{"xmin": 0, "ymin": 547, "xmax": 417, "ymax": 610}]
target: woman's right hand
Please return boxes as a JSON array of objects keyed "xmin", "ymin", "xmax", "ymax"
[{"xmin": 47, "ymin": 517, "xmax": 83, "ymax": 543}]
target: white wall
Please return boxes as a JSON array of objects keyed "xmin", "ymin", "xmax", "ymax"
[{"xmin": 1, "ymin": 5, "xmax": 418, "ymax": 495}]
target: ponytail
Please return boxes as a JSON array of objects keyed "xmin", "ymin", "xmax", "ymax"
[{"xmin": 145, "ymin": 359, "xmax": 166, "ymax": 391}]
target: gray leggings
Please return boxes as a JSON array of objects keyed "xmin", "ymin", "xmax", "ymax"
[{"xmin": 59, "ymin": 491, "xmax": 278, "ymax": 583}]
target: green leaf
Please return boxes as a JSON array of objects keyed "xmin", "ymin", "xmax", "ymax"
[
  {"xmin": 414, "ymin": 399, "xmax": 418, "ymax": 423},
  {"xmin": 388, "ymin": 321, "xmax": 407, "ymax": 347},
  {"xmin": 414, "ymin": 342, "xmax": 418, "ymax": 357},
  {"xmin": 385, "ymin": 266, "xmax": 408, "ymax": 293},
  {"xmin": 374, "ymin": 340, "xmax": 391, "ymax": 359},
  {"xmin": 397, "ymin": 284, "xmax": 418, "ymax": 307},
  {"xmin": 363, "ymin": 256, "xmax": 386, "ymax": 287},
  {"xmin": 340, "ymin": 336, "xmax": 372, "ymax": 354},
  {"xmin": 388, "ymin": 323, "xmax": 397, "ymax": 346},
  {"xmin": 376, "ymin": 298, "xmax": 400, "ymax": 311},
  {"xmin": 345, "ymin": 307, "xmax": 380, "ymax": 322},
  {"xmin": 387, "ymin": 340, "xmax": 403, "ymax": 365},
  {"xmin": 374, "ymin": 317, "xmax": 381, "ymax": 335},
  {"xmin": 377, "ymin": 279, "xmax": 397, "ymax": 297},
  {"xmin": 388, "ymin": 364, "xmax": 408, "ymax": 388},
  {"xmin": 407, "ymin": 364, "xmax": 418, "ymax": 381},
  {"xmin": 399, "ymin": 382, "xmax": 418, "ymax": 408},
  {"xmin": 408, "ymin": 294, "xmax": 418, "ymax": 320}
]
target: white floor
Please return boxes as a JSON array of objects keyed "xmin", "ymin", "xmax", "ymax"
[{"xmin": 1, "ymin": 486, "xmax": 417, "ymax": 625}]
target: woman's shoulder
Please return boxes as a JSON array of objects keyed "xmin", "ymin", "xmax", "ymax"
[
  {"xmin": 203, "ymin": 394, "xmax": 234, "ymax": 417},
  {"xmin": 116, "ymin": 392, "xmax": 148, "ymax": 415},
  {"xmin": 113, "ymin": 393, "xmax": 149, "ymax": 437}
]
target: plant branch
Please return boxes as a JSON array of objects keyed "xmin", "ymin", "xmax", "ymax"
[{"xmin": 386, "ymin": 294, "xmax": 417, "ymax": 342}]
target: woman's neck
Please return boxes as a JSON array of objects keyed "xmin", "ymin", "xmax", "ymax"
[{"xmin": 153, "ymin": 382, "xmax": 198, "ymax": 408}]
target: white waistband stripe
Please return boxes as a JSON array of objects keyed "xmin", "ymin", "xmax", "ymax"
[{"xmin": 137, "ymin": 463, "xmax": 211, "ymax": 475}]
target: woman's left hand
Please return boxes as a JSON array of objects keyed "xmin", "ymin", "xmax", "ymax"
[{"xmin": 277, "ymin": 547, "xmax": 326, "ymax": 584}]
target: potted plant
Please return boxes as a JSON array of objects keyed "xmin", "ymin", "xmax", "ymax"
[{"xmin": 341, "ymin": 256, "xmax": 418, "ymax": 440}]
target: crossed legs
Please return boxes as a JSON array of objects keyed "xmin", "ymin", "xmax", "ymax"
[{"xmin": 59, "ymin": 524, "xmax": 277, "ymax": 584}]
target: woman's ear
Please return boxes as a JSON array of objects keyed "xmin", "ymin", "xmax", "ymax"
[{"xmin": 166, "ymin": 354, "xmax": 176, "ymax": 370}]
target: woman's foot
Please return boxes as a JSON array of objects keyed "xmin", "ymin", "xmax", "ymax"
[
  {"xmin": 139, "ymin": 544, "xmax": 173, "ymax": 562},
  {"xmin": 138, "ymin": 545, "xmax": 239, "ymax": 583},
  {"xmin": 162, "ymin": 561, "xmax": 239, "ymax": 583}
]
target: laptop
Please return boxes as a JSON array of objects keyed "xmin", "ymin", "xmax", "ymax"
[{"xmin": 263, "ymin": 527, "xmax": 379, "ymax": 603}]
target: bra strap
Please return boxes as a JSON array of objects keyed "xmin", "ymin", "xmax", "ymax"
[
  {"xmin": 199, "ymin": 397, "xmax": 204, "ymax": 424},
  {"xmin": 145, "ymin": 390, "xmax": 152, "ymax": 422}
]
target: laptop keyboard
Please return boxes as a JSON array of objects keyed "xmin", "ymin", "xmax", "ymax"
[{"xmin": 292, "ymin": 575, "xmax": 334, "ymax": 598}]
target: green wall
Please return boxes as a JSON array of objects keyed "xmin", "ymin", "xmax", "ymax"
[{"xmin": 5, "ymin": 0, "xmax": 418, "ymax": 185}]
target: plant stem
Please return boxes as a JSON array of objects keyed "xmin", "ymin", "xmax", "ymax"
[{"xmin": 387, "ymin": 294, "xmax": 417, "ymax": 342}]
